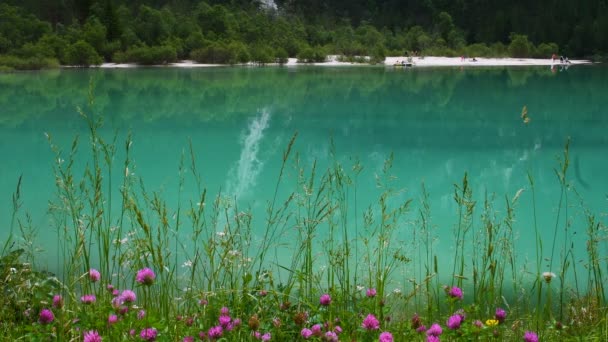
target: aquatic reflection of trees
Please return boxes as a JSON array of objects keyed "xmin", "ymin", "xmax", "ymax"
[{"xmin": 0, "ymin": 67, "xmax": 607, "ymax": 139}]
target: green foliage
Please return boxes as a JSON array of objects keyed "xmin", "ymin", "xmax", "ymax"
[
  {"xmin": 133, "ymin": 5, "xmax": 170, "ymax": 46},
  {"xmin": 190, "ymin": 42, "xmax": 235, "ymax": 64},
  {"xmin": 508, "ymin": 33, "xmax": 532, "ymax": 58},
  {"xmin": 534, "ymin": 42, "xmax": 559, "ymax": 58},
  {"xmin": 64, "ymin": 40, "xmax": 103, "ymax": 66},
  {"xmin": 249, "ymin": 44, "xmax": 274, "ymax": 65},
  {"xmin": 275, "ymin": 47, "xmax": 289, "ymax": 64},
  {"xmin": 0, "ymin": 249, "xmax": 63, "ymax": 323},
  {"xmin": 0, "ymin": 54, "xmax": 59, "ymax": 70},
  {"xmin": 0, "ymin": 4, "xmax": 51, "ymax": 53},
  {"xmin": 465, "ymin": 43, "xmax": 492, "ymax": 57},
  {"xmin": 114, "ymin": 44, "xmax": 177, "ymax": 65},
  {"xmin": 297, "ymin": 45, "xmax": 327, "ymax": 63}
]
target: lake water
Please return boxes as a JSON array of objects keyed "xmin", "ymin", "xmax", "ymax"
[{"xmin": 1, "ymin": 65, "xmax": 607, "ymax": 294}]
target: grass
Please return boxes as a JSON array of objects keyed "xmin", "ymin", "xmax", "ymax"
[{"xmin": 1, "ymin": 93, "xmax": 607, "ymax": 341}]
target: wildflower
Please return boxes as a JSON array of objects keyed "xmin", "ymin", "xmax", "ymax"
[
  {"xmin": 233, "ymin": 318, "xmax": 242, "ymax": 327},
  {"xmin": 311, "ymin": 324, "xmax": 323, "ymax": 336},
  {"xmin": 198, "ymin": 331, "xmax": 206, "ymax": 340},
  {"xmin": 542, "ymin": 271, "xmax": 556, "ymax": 283},
  {"xmin": 362, "ymin": 314, "xmax": 381, "ymax": 330},
  {"xmin": 324, "ymin": 331, "xmax": 338, "ymax": 342},
  {"xmin": 253, "ymin": 331, "xmax": 261, "ymax": 339},
  {"xmin": 272, "ymin": 317, "xmax": 281, "ymax": 328},
  {"xmin": 261, "ymin": 332, "xmax": 271, "ymax": 341},
  {"xmin": 208, "ymin": 326, "xmax": 223, "ymax": 339},
  {"xmin": 447, "ymin": 314, "xmax": 462, "ymax": 330},
  {"xmin": 455, "ymin": 308, "xmax": 466, "ymax": 320},
  {"xmin": 81, "ymin": 294, "xmax": 96, "ymax": 304},
  {"xmin": 334, "ymin": 325, "xmax": 342, "ymax": 334},
  {"xmin": 108, "ymin": 314, "xmax": 118, "ymax": 324},
  {"xmin": 416, "ymin": 325, "xmax": 427, "ymax": 333},
  {"xmin": 112, "ymin": 289, "xmax": 120, "ymax": 296},
  {"xmin": 301, "ymin": 328, "xmax": 313, "ymax": 339},
  {"xmin": 111, "ymin": 297, "xmax": 124, "ymax": 309},
  {"xmin": 293, "ymin": 312, "xmax": 307, "ymax": 326},
  {"xmin": 185, "ymin": 317, "xmax": 194, "ymax": 327},
  {"xmin": 319, "ymin": 293, "xmax": 331, "ymax": 306},
  {"xmin": 473, "ymin": 320, "xmax": 484, "ymax": 328},
  {"xmin": 83, "ymin": 330, "xmax": 102, "ymax": 342},
  {"xmin": 220, "ymin": 307, "xmax": 230, "ymax": 315},
  {"xmin": 136, "ymin": 268, "xmax": 156, "ymax": 286},
  {"xmin": 219, "ymin": 315, "xmax": 232, "ymax": 328},
  {"xmin": 89, "ymin": 269, "xmax": 101, "ymax": 282},
  {"xmin": 140, "ymin": 328, "xmax": 158, "ymax": 341},
  {"xmin": 199, "ymin": 298, "xmax": 208, "ymax": 305},
  {"xmin": 427, "ymin": 336, "xmax": 440, "ymax": 342},
  {"xmin": 39, "ymin": 309, "xmax": 54, "ymax": 324},
  {"xmin": 248, "ymin": 315, "xmax": 260, "ymax": 330},
  {"xmin": 379, "ymin": 331, "xmax": 394, "ymax": 342},
  {"xmin": 366, "ymin": 288, "xmax": 377, "ymax": 297},
  {"xmin": 446, "ymin": 286, "xmax": 463, "ymax": 300},
  {"xmin": 107, "ymin": 284, "xmax": 114, "ymax": 292},
  {"xmin": 411, "ymin": 313, "xmax": 422, "ymax": 329},
  {"xmin": 258, "ymin": 290, "xmax": 268, "ymax": 296},
  {"xmin": 52, "ymin": 295, "xmax": 63, "ymax": 309},
  {"xmin": 495, "ymin": 308, "xmax": 507, "ymax": 323},
  {"xmin": 138, "ymin": 310, "xmax": 146, "ymax": 320},
  {"xmin": 523, "ymin": 331, "xmax": 538, "ymax": 342},
  {"xmin": 183, "ymin": 337, "xmax": 194, "ymax": 342},
  {"xmin": 426, "ymin": 323, "xmax": 443, "ymax": 336},
  {"xmin": 280, "ymin": 301, "xmax": 291, "ymax": 311},
  {"xmin": 121, "ymin": 290, "xmax": 136, "ymax": 302},
  {"xmin": 485, "ymin": 319, "xmax": 499, "ymax": 327}
]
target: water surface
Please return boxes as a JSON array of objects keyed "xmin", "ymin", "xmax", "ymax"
[{"xmin": 1, "ymin": 65, "xmax": 606, "ymax": 291}]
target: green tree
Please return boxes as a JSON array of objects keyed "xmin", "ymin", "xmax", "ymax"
[
  {"xmin": 508, "ymin": 33, "xmax": 531, "ymax": 58},
  {"xmin": 134, "ymin": 5, "xmax": 170, "ymax": 46},
  {"xmin": 64, "ymin": 40, "xmax": 103, "ymax": 65},
  {"xmin": 0, "ymin": 4, "xmax": 51, "ymax": 52}
]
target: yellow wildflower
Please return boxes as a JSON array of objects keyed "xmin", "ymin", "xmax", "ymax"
[{"xmin": 485, "ymin": 319, "xmax": 499, "ymax": 327}]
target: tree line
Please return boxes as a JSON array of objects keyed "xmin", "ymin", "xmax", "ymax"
[{"xmin": 1, "ymin": 0, "xmax": 606, "ymax": 69}]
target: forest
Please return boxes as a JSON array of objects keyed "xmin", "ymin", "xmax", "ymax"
[{"xmin": 1, "ymin": 0, "xmax": 607, "ymax": 69}]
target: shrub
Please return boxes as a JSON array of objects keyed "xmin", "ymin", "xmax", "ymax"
[
  {"xmin": 534, "ymin": 42, "xmax": 559, "ymax": 58},
  {"xmin": 250, "ymin": 44, "xmax": 274, "ymax": 65},
  {"xmin": 228, "ymin": 41, "xmax": 250, "ymax": 64},
  {"xmin": 64, "ymin": 40, "xmax": 103, "ymax": 66},
  {"xmin": 190, "ymin": 42, "xmax": 234, "ymax": 64},
  {"xmin": 275, "ymin": 47, "xmax": 289, "ymax": 65},
  {"xmin": 118, "ymin": 44, "xmax": 178, "ymax": 65},
  {"xmin": 0, "ymin": 54, "xmax": 59, "ymax": 70},
  {"xmin": 465, "ymin": 43, "xmax": 491, "ymax": 57},
  {"xmin": 508, "ymin": 34, "xmax": 531, "ymax": 58}
]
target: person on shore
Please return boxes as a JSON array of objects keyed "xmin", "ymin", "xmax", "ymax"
[{"xmin": 551, "ymin": 54, "xmax": 557, "ymax": 63}]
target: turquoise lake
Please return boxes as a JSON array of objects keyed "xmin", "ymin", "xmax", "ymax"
[{"xmin": 1, "ymin": 65, "xmax": 607, "ymax": 293}]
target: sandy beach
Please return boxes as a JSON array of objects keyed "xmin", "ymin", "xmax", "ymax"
[{"xmin": 99, "ymin": 55, "xmax": 591, "ymax": 68}]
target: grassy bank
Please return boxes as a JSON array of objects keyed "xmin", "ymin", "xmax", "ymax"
[{"xmin": 1, "ymin": 94, "xmax": 606, "ymax": 341}]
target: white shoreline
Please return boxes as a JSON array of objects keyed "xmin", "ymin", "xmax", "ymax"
[{"xmin": 98, "ymin": 55, "xmax": 592, "ymax": 69}]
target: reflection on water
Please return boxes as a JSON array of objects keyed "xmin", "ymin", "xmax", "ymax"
[
  {"xmin": 0, "ymin": 66, "xmax": 607, "ymax": 290},
  {"xmin": 226, "ymin": 108, "xmax": 271, "ymax": 200}
]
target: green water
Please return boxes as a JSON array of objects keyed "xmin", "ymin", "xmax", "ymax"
[{"xmin": 1, "ymin": 65, "xmax": 607, "ymax": 291}]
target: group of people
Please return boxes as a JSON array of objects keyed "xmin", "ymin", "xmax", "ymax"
[
  {"xmin": 460, "ymin": 56, "xmax": 477, "ymax": 62},
  {"xmin": 551, "ymin": 54, "xmax": 571, "ymax": 64}
]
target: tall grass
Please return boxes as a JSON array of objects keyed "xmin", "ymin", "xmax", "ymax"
[{"xmin": 2, "ymin": 102, "xmax": 607, "ymax": 340}]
